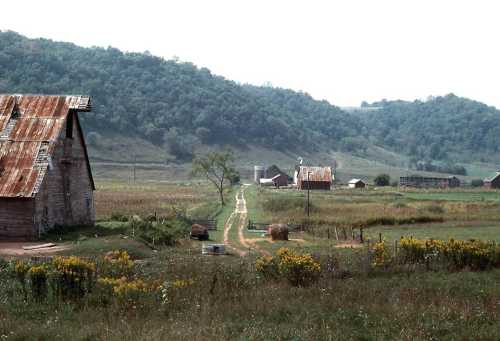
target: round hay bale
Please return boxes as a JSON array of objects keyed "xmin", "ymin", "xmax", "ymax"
[
  {"xmin": 191, "ymin": 224, "xmax": 209, "ymax": 241},
  {"xmin": 268, "ymin": 224, "xmax": 289, "ymax": 241}
]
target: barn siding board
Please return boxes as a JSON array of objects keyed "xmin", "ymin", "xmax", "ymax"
[{"xmin": 0, "ymin": 198, "xmax": 35, "ymax": 240}]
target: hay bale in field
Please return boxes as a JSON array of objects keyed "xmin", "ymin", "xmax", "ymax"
[
  {"xmin": 269, "ymin": 224, "xmax": 289, "ymax": 241},
  {"xmin": 191, "ymin": 224, "xmax": 209, "ymax": 241}
]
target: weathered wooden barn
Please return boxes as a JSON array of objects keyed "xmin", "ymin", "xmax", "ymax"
[
  {"xmin": 348, "ymin": 179, "xmax": 366, "ymax": 188},
  {"xmin": 399, "ymin": 175, "xmax": 460, "ymax": 189},
  {"xmin": 0, "ymin": 95, "xmax": 95, "ymax": 240},
  {"xmin": 484, "ymin": 172, "xmax": 500, "ymax": 189},
  {"xmin": 295, "ymin": 166, "xmax": 333, "ymax": 190}
]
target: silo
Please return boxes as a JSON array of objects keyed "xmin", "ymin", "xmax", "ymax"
[{"xmin": 254, "ymin": 165, "xmax": 265, "ymax": 184}]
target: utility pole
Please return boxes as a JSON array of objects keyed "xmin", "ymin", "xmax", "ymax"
[
  {"xmin": 307, "ymin": 171, "xmax": 311, "ymax": 217},
  {"xmin": 133, "ymin": 154, "xmax": 137, "ymax": 184}
]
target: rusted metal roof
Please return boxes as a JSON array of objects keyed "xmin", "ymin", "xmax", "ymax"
[
  {"xmin": 0, "ymin": 95, "xmax": 92, "ymax": 198},
  {"xmin": 297, "ymin": 166, "xmax": 332, "ymax": 182}
]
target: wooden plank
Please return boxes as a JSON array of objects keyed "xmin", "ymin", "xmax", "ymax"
[{"xmin": 22, "ymin": 243, "xmax": 56, "ymax": 250}]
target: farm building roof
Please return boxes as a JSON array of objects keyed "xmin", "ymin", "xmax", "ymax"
[
  {"xmin": 0, "ymin": 95, "xmax": 93, "ymax": 198},
  {"xmin": 485, "ymin": 172, "xmax": 500, "ymax": 182},
  {"xmin": 297, "ymin": 166, "xmax": 332, "ymax": 182}
]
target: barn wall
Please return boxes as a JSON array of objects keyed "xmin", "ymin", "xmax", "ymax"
[
  {"xmin": 273, "ymin": 174, "xmax": 288, "ymax": 187},
  {"xmin": 0, "ymin": 198, "xmax": 35, "ymax": 240},
  {"xmin": 34, "ymin": 111, "xmax": 94, "ymax": 234},
  {"xmin": 69, "ymin": 112, "xmax": 95, "ymax": 225},
  {"xmin": 298, "ymin": 181, "xmax": 331, "ymax": 190},
  {"xmin": 491, "ymin": 177, "xmax": 500, "ymax": 189}
]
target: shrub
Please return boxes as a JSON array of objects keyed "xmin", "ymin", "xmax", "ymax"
[
  {"xmin": 100, "ymin": 250, "xmax": 135, "ymax": 278},
  {"xmin": 98, "ymin": 277, "xmax": 152, "ymax": 297},
  {"xmin": 371, "ymin": 241, "xmax": 392, "ymax": 268},
  {"xmin": 110, "ymin": 212, "xmax": 129, "ymax": 222},
  {"xmin": 28, "ymin": 265, "xmax": 48, "ymax": 301},
  {"xmin": 399, "ymin": 237, "xmax": 500, "ymax": 270},
  {"xmin": 256, "ymin": 248, "xmax": 321, "ymax": 286},
  {"xmin": 134, "ymin": 218, "xmax": 190, "ymax": 246},
  {"xmin": 374, "ymin": 174, "xmax": 390, "ymax": 186},
  {"xmin": 13, "ymin": 260, "xmax": 30, "ymax": 296},
  {"xmin": 51, "ymin": 256, "xmax": 96, "ymax": 300},
  {"xmin": 255, "ymin": 256, "xmax": 279, "ymax": 280}
]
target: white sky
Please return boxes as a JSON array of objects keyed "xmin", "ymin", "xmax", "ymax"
[{"xmin": 1, "ymin": 0, "xmax": 499, "ymax": 108}]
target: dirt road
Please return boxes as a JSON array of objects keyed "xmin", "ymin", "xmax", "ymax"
[
  {"xmin": 222, "ymin": 185, "xmax": 272, "ymax": 257},
  {"xmin": 223, "ymin": 186, "xmax": 249, "ymax": 256}
]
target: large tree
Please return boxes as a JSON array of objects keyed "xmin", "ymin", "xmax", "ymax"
[{"xmin": 191, "ymin": 150, "xmax": 239, "ymax": 206}]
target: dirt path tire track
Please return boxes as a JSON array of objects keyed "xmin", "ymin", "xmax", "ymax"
[
  {"xmin": 223, "ymin": 185, "xmax": 271, "ymax": 257},
  {"xmin": 223, "ymin": 187, "xmax": 248, "ymax": 256}
]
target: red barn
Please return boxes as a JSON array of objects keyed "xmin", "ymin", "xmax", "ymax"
[
  {"xmin": 271, "ymin": 173, "xmax": 288, "ymax": 188},
  {"xmin": 0, "ymin": 95, "xmax": 95, "ymax": 240},
  {"xmin": 295, "ymin": 166, "xmax": 332, "ymax": 190},
  {"xmin": 484, "ymin": 172, "xmax": 500, "ymax": 189}
]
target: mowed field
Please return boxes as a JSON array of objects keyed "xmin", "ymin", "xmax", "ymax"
[{"xmin": 1, "ymin": 181, "xmax": 499, "ymax": 340}]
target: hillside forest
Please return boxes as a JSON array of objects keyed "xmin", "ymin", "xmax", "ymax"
[{"xmin": 1, "ymin": 30, "xmax": 500, "ymax": 173}]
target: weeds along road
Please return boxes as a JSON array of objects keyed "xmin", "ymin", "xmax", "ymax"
[{"xmin": 222, "ymin": 185, "xmax": 255, "ymax": 256}]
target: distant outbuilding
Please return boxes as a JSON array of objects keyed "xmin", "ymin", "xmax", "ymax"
[
  {"xmin": 271, "ymin": 173, "xmax": 288, "ymax": 188},
  {"xmin": 484, "ymin": 172, "xmax": 500, "ymax": 189},
  {"xmin": 400, "ymin": 176, "xmax": 460, "ymax": 188},
  {"xmin": 348, "ymin": 179, "xmax": 366, "ymax": 188}
]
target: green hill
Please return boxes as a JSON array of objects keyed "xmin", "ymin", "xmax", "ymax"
[
  {"xmin": 361, "ymin": 95, "xmax": 500, "ymax": 164},
  {"xmin": 1, "ymin": 30, "xmax": 499, "ymax": 178},
  {"xmin": 0, "ymin": 30, "xmax": 360, "ymax": 162}
]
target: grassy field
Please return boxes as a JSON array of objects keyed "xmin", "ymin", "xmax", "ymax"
[
  {"xmin": 94, "ymin": 180, "xmax": 218, "ymax": 220},
  {"xmin": 1, "ymin": 181, "xmax": 499, "ymax": 340}
]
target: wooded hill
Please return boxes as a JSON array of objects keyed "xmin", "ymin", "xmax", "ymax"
[
  {"xmin": 360, "ymin": 95, "xmax": 500, "ymax": 164},
  {"xmin": 1, "ymin": 30, "xmax": 500, "ymax": 167},
  {"xmin": 0, "ymin": 30, "xmax": 359, "ymax": 160}
]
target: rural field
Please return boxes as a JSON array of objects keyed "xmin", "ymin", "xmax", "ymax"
[{"xmin": 1, "ymin": 180, "xmax": 500, "ymax": 340}]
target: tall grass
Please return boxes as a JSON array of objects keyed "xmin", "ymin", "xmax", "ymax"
[{"xmin": 0, "ymin": 244, "xmax": 499, "ymax": 340}]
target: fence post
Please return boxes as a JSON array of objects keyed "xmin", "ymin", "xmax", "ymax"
[
  {"xmin": 359, "ymin": 228, "xmax": 364, "ymax": 243},
  {"xmin": 327, "ymin": 228, "xmax": 330, "ymax": 239},
  {"xmin": 334, "ymin": 227, "xmax": 339, "ymax": 240},
  {"xmin": 379, "ymin": 233, "xmax": 382, "ymax": 243}
]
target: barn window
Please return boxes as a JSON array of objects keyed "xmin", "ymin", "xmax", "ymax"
[
  {"xmin": 11, "ymin": 104, "xmax": 20, "ymax": 118},
  {"xmin": 66, "ymin": 112, "xmax": 74, "ymax": 139}
]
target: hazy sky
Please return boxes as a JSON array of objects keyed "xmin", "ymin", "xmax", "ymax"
[{"xmin": 1, "ymin": 0, "xmax": 499, "ymax": 107}]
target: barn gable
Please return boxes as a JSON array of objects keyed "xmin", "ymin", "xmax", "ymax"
[{"xmin": 295, "ymin": 166, "xmax": 333, "ymax": 190}]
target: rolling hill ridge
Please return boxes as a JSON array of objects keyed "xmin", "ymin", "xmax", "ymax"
[{"xmin": 1, "ymin": 30, "xmax": 500, "ymax": 171}]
